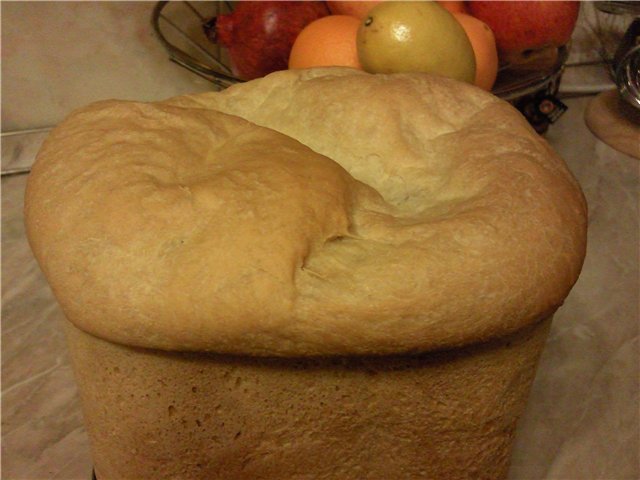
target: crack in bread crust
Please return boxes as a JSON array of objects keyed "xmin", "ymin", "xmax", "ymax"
[{"xmin": 25, "ymin": 68, "xmax": 587, "ymax": 355}]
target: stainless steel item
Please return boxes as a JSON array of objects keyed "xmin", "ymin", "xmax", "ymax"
[
  {"xmin": 613, "ymin": 18, "xmax": 640, "ymax": 109},
  {"xmin": 593, "ymin": 2, "xmax": 640, "ymax": 109}
]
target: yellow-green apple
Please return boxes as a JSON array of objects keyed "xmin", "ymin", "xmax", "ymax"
[{"xmin": 467, "ymin": 1, "xmax": 580, "ymax": 54}]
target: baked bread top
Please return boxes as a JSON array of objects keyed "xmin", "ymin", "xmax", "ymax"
[{"xmin": 25, "ymin": 68, "xmax": 587, "ymax": 356}]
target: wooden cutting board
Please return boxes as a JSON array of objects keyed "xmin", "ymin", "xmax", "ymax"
[{"xmin": 584, "ymin": 89, "xmax": 640, "ymax": 160}]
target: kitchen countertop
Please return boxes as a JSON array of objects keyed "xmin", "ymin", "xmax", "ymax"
[{"xmin": 2, "ymin": 96, "xmax": 638, "ymax": 480}]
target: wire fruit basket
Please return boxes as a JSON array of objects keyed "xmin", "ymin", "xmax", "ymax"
[{"xmin": 151, "ymin": 1, "xmax": 572, "ymax": 133}]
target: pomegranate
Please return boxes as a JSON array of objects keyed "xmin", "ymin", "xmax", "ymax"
[{"xmin": 203, "ymin": 1, "xmax": 330, "ymax": 80}]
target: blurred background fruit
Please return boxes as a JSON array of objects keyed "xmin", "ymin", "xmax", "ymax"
[
  {"xmin": 453, "ymin": 12, "xmax": 499, "ymax": 90},
  {"xmin": 467, "ymin": 1, "xmax": 580, "ymax": 56},
  {"xmin": 436, "ymin": 1, "xmax": 468, "ymax": 14},
  {"xmin": 156, "ymin": 0, "xmax": 590, "ymax": 133},
  {"xmin": 203, "ymin": 1, "xmax": 329, "ymax": 80},
  {"xmin": 356, "ymin": 1, "xmax": 475, "ymax": 83},
  {"xmin": 326, "ymin": 1, "xmax": 381, "ymax": 19},
  {"xmin": 288, "ymin": 15, "xmax": 362, "ymax": 70},
  {"xmin": 500, "ymin": 46, "xmax": 560, "ymax": 72}
]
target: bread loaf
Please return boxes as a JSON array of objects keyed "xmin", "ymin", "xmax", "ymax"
[
  {"xmin": 24, "ymin": 67, "xmax": 588, "ymax": 480},
  {"xmin": 25, "ymin": 67, "xmax": 587, "ymax": 356}
]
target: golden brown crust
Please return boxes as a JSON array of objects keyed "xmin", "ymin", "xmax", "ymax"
[
  {"xmin": 66, "ymin": 317, "xmax": 552, "ymax": 480},
  {"xmin": 25, "ymin": 68, "xmax": 587, "ymax": 355}
]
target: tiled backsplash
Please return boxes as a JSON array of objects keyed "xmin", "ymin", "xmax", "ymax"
[
  {"xmin": 1, "ymin": 1, "xmax": 217, "ymax": 132},
  {"xmin": 1, "ymin": 1, "xmax": 634, "ymax": 133}
]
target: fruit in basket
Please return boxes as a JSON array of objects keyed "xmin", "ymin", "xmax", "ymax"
[
  {"xmin": 500, "ymin": 45, "xmax": 560, "ymax": 72},
  {"xmin": 326, "ymin": 1, "xmax": 381, "ymax": 19},
  {"xmin": 436, "ymin": 1, "xmax": 468, "ymax": 14},
  {"xmin": 289, "ymin": 15, "xmax": 362, "ymax": 70},
  {"xmin": 203, "ymin": 1, "xmax": 329, "ymax": 80},
  {"xmin": 453, "ymin": 13, "xmax": 498, "ymax": 90},
  {"xmin": 467, "ymin": 1, "xmax": 580, "ymax": 54},
  {"xmin": 356, "ymin": 1, "xmax": 476, "ymax": 83}
]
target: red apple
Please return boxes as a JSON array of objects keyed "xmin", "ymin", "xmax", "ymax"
[{"xmin": 467, "ymin": 1, "xmax": 580, "ymax": 54}]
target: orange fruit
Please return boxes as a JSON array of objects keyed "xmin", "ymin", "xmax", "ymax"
[
  {"xmin": 288, "ymin": 15, "xmax": 362, "ymax": 70},
  {"xmin": 437, "ymin": 1, "xmax": 468, "ymax": 14},
  {"xmin": 326, "ymin": 1, "xmax": 382, "ymax": 19},
  {"xmin": 453, "ymin": 13, "xmax": 498, "ymax": 90}
]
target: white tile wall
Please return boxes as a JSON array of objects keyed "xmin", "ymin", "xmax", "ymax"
[{"xmin": 1, "ymin": 1, "xmax": 220, "ymax": 132}]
